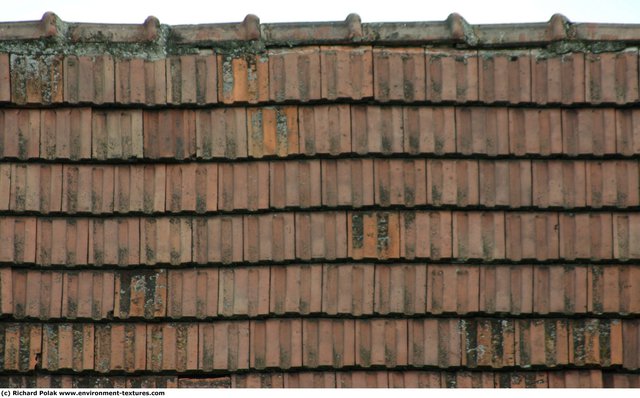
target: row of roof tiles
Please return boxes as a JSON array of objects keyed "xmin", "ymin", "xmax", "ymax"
[
  {"xmin": 1, "ymin": 264, "xmax": 638, "ymax": 320},
  {"xmin": 1, "ymin": 159, "xmax": 639, "ymax": 215},
  {"xmin": 1, "ymin": 212, "xmax": 639, "ymax": 265},
  {"xmin": 1, "ymin": 106, "xmax": 640, "ymax": 161},
  {"xmin": 1, "ymin": 318, "xmax": 639, "ymax": 372},
  {"xmin": 1, "ymin": 47, "xmax": 640, "ymax": 106},
  {"xmin": 2, "ymin": 13, "xmax": 640, "ymax": 47},
  {"xmin": 2, "ymin": 369, "xmax": 634, "ymax": 388}
]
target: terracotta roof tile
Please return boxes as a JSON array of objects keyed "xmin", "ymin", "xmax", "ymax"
[
  {"xmin": 321, "ymin": 46, "xmax": 373, "ymax": 100},
  {"xmin": 64, "ymin": 55, "xmax": 115, "ymax": 104},
  {"xmin": 115, "ymin": 58, "xmax": 166, "ymax": 105},
  {"xmin": 0, "ymin": 323, "xmax": 42, "ymax": 371},
  {"xmin": 199, "ymin": 321, "xmax": 250, "ymax": 371},
  {"xmin": 42, "ymin": 323, "xmax": 94, "ymax": 371},
  {"xmin": 270, "ymin": 264, "xmax": 322, "ymax": 315},
  {"xmin": 217, "ymin": 53, "xmax": 268, "ymax": 104},
  {"xmin": 375, "ymin": 263, "xmax": 427, "ymax": 315},
  {"xmin": 303, "ymin": 319, "xmax": 355, "ymax": 368},
  {"xmin": 284, "ymin": 372, "xmax": 336, "ymax": 388},
  {"xmin": 167, "ymin": 268, "xmax": 217, "ymax": 319},
  {"xmin": 322, "ymin": 263, "xmax": 374, "ymax": 316},
  {"xmin": 94, "ymin": 323, "xmax": 146, "ymax": 372},
  {"xmin": 1, "ymin": 11, "xmax": 639, "ymax": 387},
  {"xmin": 426, "ymin": 49, "xmax": 478, "ymax": 102},
  {"xmin": 92, "ymin": 110, "xmax": 144, "ymax": 160},
  {"xmin": 532, "ymin": 51, "xmax": 586, "ymax": 104},
  {"xmin": 114, "ymin": 270, "xmax": 166, "ymax": 319}
]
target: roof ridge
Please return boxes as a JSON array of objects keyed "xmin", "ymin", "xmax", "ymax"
[{"xmin": 1, "ymin": 12, "xmax": 640, "ymax": 48}]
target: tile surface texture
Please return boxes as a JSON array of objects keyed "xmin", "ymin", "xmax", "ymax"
[{"xmin": 0, "ymin": 11, "xmax": 638, "ymax": 388}]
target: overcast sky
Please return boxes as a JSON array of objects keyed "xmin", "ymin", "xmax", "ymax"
[{"xmin": 3, "ymin": 0, "xmax": 640, "ymax": 25}]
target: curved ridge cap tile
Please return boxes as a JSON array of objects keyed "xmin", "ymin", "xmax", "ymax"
[
  {"xmin": 473, "ymin": 14, "xmax": 570, "ymax": 45},
  {"xmin": 69, "ymin": 16, "xmax": 160, "ymax": 43},
  {"xmin": 446, "ymin": 13, "xmax": 477, "ymax": 45},
  {"xmin": 170, "ymin": 14, "xmax": 261, "ymax": 44},
  {"xmin": 261, "ymin": 14, "xmax": 363, "ymax": 44},
  {"xmin": 0, "ymin": 11, "xmax": 62, "ymax": 40},
  {"xmin": 548, "ymin": 13, "xmax": 570, "ymax": 41},
  {"xmin": 575, "ymin": 22, "xmax": 640, "ymax": 41},
  {"xmin": 474, "ymin": 22, "xmax": 552, "ymax": 45},
  {"xmin": 362, "ymin": 20, "xmax": 453, "ymax": 44}
]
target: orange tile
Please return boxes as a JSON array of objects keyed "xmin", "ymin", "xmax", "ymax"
[
  {"xmin": 509, "ymin": 109, "xmax": 563, "ymax": 156},
  {"xmin": 270, "ymin": 160, "xmax": 321, "ymax": 209},
  {"xmin": 250, "ymin": 319, "xmax": 302, "ymax": 370},
  {"xmin": 218, "ymin": 266, "xmax": 269, "ymax": 316},
  {"xmin": 303, "ymin": 319, "xmax": 355, "ymax": 367},
  {"xmin": 114, "ymin": 270, "xmax": 167, "ymax": 319},
  {"xmin": 532, "ymin": 160, "xmax": 586, "ymax": 208},
  {"xmin": 62, "ymin": 271, "xmax": 114, "ymax": 319},
  {"xmin": 336, "ymin": 371, "xmax": 389, "ymax": 388},
  {"xmin": 269, "ymin": 47, "xmax": 321, "ymax": 102},
  {"xmin": 374, "ymin": 48, "xmax": 425, "ymax": 102},
  {"xmin": 403, "ymin": 107, "xmax": 456, "ymax": 155},
  {"xmin": 532, "ymin": 51, "xmax": 585, "ymax": 104},
  {"xmin": 146, "ymin": 323, "xmax": 198, "ymax": 372},
  {"xmin": 322, "ymin": 263, "xmax": 374, "ymax": 316},
  {"xmin": 355, "ymin": 319, "xmax": 407, "ymax": 367},
  {"xmin": 10, "ymin": 54, "xmax": 63, "ymax": 104},
  {"xmin": 560, "ymin": 213, "xmax": 613, "ymax": 260},
  {"xmin": 95, "ymin": 323, "xmax": 146, "ymax": 372},
  {"xmin": 243, "ymin": 213, "xmax": 295, "ymax": 262},
  {"xmin": 427, "ymin": 159, "xmax": 479, "ymax": 206},
  {"xmin": 299, "ymin": 105, "xmax": 351, "ymax": 155},
  {"xmin": 247, "ymin": 106, "xmax": 299, "ymax": 158},
  {"xmin": 42, "ymin": 324, "xmax": 93, "ymax": 371},
  {"xmin": 562, "ymin": 109, "xmax": 617, "ymax": 156},
  {"xmin": 408, "ymin": 319, "xmax": 461, "ymax": 367},
  {"xmin": 196, "ymin": 108, "xmax": 248, "ymax": 159},
  {"xmin": 426, "ymin": 49, "xmax": 478, "ymax": 102},
  {"xmin": 534, "ymin": 265, "xmax": 588, "ymax": 314},
  {"xmin": 115, "ymin": 58, "xmax": 166, "ymax": 104},
  {"xmin": 270, "ymin": 264, "xmax": 322, "ymax": 315},
  {"xmin": 351, "ymin": 105, "xmax": 403, "ymax": 154},
  {"xmin": 400, "ymin": 211, "xmax": 452, "ymax": 260},
  {"xmin": 0, "ymin": 109, "xmax": 40, "ymax": 159},
  {"xmin": 193, "ymin": 216, "xmax": 243, "ymax": 264},
  {"xmin": 321, "ymin": 46, "xmax": 372, "ymax": 100},
  {"xmin": 64, "ymin": 55, "xmax": 115, "ymax": 104},
  {"xmin": 167, "ymin": 55, "xmax": 217, "ymax": 104},
  {"xmin": 586, "ymin": 50, "xmax": 639, "ymax": 104},
  {"xmin": 479, "ymin": 50, "xmax": 531, "ymax": 103},
  {"xmin": 375, "ymin": 159, "xmax": 427, "ymax": 207},
  {"xmin": 284, "ymin": 372, "xmax": 336, "ymax": 388},
  {"xmin": 456, "ymin": 107, "xmax": 509, "ymax": 156},
  {"xmin": 199, "ymin": 321, "xmax": 250, "ymax": 371},
  {"xmin": 92, "ymin": 110, "xmax": 143, "ymax": 160},
  {"xmin": 0, "ymin": 323, "xmax": 42, "ymax": 371},
  {"xmin": 389, "ymin": 371, "xmax": 442, "ymax": 387},
  {"xmin": 375, "ymin": 263, "xmax": 427, "ymax": 315},
  {"xmin": 40, "ymin": 108, "xmax": 92, "ymax": 160},
  {"xmin": 616, "ymin": 109, "xmax": 640, "ymax": 156},
  {"xmin": 322, "ymin": 159, "xmax": 374, "ymax": 208},
  {"xmin": 428, "ymin": 265, "xmax": 480, "ymax": 314},
  {"xmin": 89, "ymin": 218, "xmax": 140, "ymax": 266},
  {"xmin": 167, "ymin": 268, "xmax": 217, "ymax": 319},
  {"xmin": 143, "ymin": 110, "xmax": 196, "ymax": 159},
  {"xmin": 217, "ymin": 53, "xmax": 268, "ymax": 104},
  {"xmin": 295, "ymin": 212, "xmax": 347, "ymax": 261},
  {"xmin": 141, "ymin": 218, "xmax": 191, "ymax": 265}
]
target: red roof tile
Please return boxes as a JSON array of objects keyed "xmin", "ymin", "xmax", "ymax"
[{"xmin": 0, "ymin": 11, "xmax": 638, "ymax": 388}]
